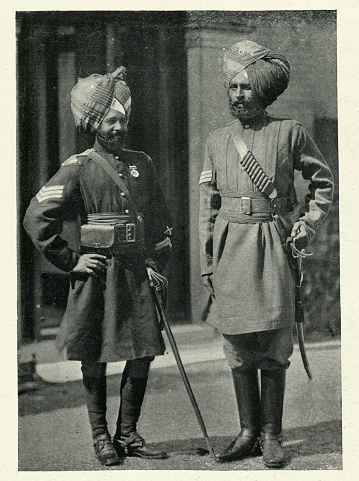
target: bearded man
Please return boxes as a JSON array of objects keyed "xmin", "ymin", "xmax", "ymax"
[
  {"xmin": 198, "ymin": 40, "xmax": 334, "ymax": 468},
  {"xmin": 24, "ymin": 67, "xmax": 173, "ymax": 466}
]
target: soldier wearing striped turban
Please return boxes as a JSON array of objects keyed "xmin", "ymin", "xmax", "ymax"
[
  {"xmin": 199, "ymin": 40, "xmax": 334, "ymax": 467},
  {"xmin": 24, "ymin": 68, "xmax": 173, "ymax": 465}
]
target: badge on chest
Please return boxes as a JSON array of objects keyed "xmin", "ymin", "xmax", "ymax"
[{"xmin": 129, "ymin": 165, "xmax": 139, "ymax": 178}]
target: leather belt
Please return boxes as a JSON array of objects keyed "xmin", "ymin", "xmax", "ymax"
[
  {"xmin": 80, "ymin": 212, "xmax": 145, "ymax": 258},
  {"xmin": 220, "ymin": 196, "xmax": 288, "ymax": 215}
]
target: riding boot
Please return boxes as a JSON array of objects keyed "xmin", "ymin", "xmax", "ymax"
[
  {"xmin": 82, "ymin": 364, "xmax": 119, "ymax": 466},
  {"xmin": 114, "ymin": 363, "xmax": 147, "ymax": 437},
  {"xmin": 217, "ymin": 368, "xmax": 261, "ymax": 461},
  {"xmin": 260, "ymin": 368, "xmax": 286, "ymax": 468},
  {"xmin": 82, "ymin": 370, "xmax": 108, "ymax": 439},
  {"xmin": 113, "ymin": 362, "xmax": 167, "ymax": 459}
]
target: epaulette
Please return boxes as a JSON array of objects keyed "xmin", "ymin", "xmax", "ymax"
[
  {"xmin": 142, "ymin": 152, "xmax": 152, "ymax": 163},
  {"xmin": 266, "ymin": 114, "xmax": 293, "ymax": 121},
  {"xmin": 61, "ymin": 148, "xmax": 95, "ymax": 167},
  {"xmin": 122, "ymin": 148, "xmax": 152, "ymax": 163}
]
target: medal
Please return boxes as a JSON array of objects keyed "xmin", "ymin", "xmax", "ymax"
[{"xmin": 129, "ymin": 165, "xmax": 139, "ymax": 178}]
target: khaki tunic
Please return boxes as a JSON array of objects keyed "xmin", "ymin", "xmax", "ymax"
[{"xmin": 199, "ymin": 116, "xmax": 334, "ymax": 335}]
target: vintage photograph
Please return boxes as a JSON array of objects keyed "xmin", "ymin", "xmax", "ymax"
[{"xmin": 16, "ymin": 9, "xmax": 341, "ymax": 472}]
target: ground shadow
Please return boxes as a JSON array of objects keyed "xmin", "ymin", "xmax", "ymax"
[
  {"xmin": 152, "ymin": 419, "xmax": 342, "ymax": 459},
  {"xmin": 18, "ymin": 362, "xmax": 226, "ymax": 416}
]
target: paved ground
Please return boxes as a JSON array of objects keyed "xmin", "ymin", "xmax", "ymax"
[{"xmin": 17, "ymin": 326, "xmax": 343, "ymax": 472}]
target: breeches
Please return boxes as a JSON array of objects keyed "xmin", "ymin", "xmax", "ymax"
[{"xmin": 222, "ymin": 326, "xmax": 293, "ymax": 371}]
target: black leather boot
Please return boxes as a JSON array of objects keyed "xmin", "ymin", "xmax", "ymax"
[
  {"xmin": 113, "ymin": 364, "xmax": 167, "ymax": 459},
  {"xmin": 82, "ymin": 367, "xmax": 119, "ymax": 466},
  {"xmin": 82, "ymin": 373, "xmax": 108, "ymax": 439},
  {"xmin": 260, "ymin": 369, "xmax": 286, "ymax": 468},
  {"xmin": 217, "ymin": 368, "xmax": 261, "ymax": 462},
  {"xmin": 93, "ymin": 432, "xmax": 119, "ymax": 466},
  {"xmin": 113, "ymin": 431, "xmax": 168, "ymax": 459}
]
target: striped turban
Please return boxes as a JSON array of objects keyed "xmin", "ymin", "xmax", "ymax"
[
  {"xmin": 71, "ymin": 67, "xmax": 132, "ymax": 133},
  {"xmin": 223, "ymin": 40, "xmax": 290, "ymax": 108}
]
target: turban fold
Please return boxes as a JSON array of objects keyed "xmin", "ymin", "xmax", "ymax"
[
  {"xmin": 223, "ymin": 40, "xmax": 290, "ymax": 108},
  {"xmin": 71, "ymin": 66, "xmax": 131, "ymax": 132}
]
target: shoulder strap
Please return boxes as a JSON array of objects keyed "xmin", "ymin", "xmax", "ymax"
[
  {"xmin": 229, "ymin": 121, "xmax": 250, "ymax": 158},
  {"xmin": 88, "ymin": 151, "xmax": 140, "ymax": 215},
  {"xmin": 229, "ymin": 121, "xmax": 277, "ymax": 199}
]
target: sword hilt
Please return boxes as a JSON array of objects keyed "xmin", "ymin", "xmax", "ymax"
[{"xmin": 146, "ymin": 267, "xmax": 168, "ymax": 290}]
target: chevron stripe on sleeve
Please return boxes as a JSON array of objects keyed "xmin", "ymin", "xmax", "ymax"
[
  {"xmin": 199, "ymin": 170, "xmax": 213, "ymax": 185},
  {"xmin": 36, "ymin": 185, "xmax": 65, "ymax": 203}
]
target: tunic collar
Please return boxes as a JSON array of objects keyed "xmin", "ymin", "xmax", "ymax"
[{"xmin": 237, "ymin": 110, "xmax": 269, "ymax": 130}]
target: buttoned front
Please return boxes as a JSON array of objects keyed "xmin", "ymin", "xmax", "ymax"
[{"xmin": 24, "ymin": 139, "xmax": 173, "ymax": 362}]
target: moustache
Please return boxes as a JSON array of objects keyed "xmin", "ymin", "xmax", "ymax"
[
  {"xmin": 109, "ymin": 132, "xmax": 126, "ymax": 140},
  {"xmin": 230, "ymin": 100, "xmax": 253, "ymax": 110}
]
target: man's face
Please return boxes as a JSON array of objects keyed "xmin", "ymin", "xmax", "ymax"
[
  {"xmin": 228, "ymin": 70, "xmax": 263, "ymax": 122},
  {"xmin": 98, "ymin": 108, "xmax": 128, "ymax": 149}
]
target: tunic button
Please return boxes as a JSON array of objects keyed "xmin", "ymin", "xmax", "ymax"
[
  {"xmin": 120, "ymin": 192, "xmax": 125, "ymax": 197},
  {"xmin": 244, "ymin": 124, "xmax": 250, "ymax": 129},
  {"xmin": 115, "ymin": 156, "xmax": 119, "ymax": 160},
  {"xmin": 124, "ymin": 209, "xmax": 129, "ymax": 214},
  {"xmin": 118, "ymin": 173, "xmax": 124, "ymax": 177}
]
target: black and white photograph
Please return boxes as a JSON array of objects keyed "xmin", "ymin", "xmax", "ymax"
[{"xmin": 3, "ymin": 3, "xmax": 357, "ymax": 477}]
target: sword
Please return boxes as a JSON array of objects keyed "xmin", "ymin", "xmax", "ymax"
[
  {"xmin": 146, "ymin": 267, "xmax": 218, "ymax": 460},
  {"xmin": 287, "ymin": 238, "xmax": 313, "ymax": 380}
]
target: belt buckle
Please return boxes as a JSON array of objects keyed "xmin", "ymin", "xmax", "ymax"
[
  {"xmin": 126, "ymin": 223, "xmax": 136, "ymax": 243},
  {"xmin": 241, "ymin": 197, "xmax": 251, "ymax": 215}
]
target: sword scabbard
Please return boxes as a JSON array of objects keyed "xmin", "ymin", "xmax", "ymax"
[{"xmin": 287, "ymin": 239, "xmax": 313, "ymax": 380}]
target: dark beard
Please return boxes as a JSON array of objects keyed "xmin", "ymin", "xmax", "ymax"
[
  {"xmin": 97, "ymin": 132, "xmax": 126, "ymax": 152},
  {"xmin": 229, "ymin": 100, "xmax": 264, "ymax": 123}
]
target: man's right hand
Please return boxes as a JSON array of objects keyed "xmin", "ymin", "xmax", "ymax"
[
  {"xmin": 202, "ymin": 274, "xmax": 215, "ymax": 297},
  {"xmin": 72, "ymin": 254, "xmax": 107, "ymax": 278}
]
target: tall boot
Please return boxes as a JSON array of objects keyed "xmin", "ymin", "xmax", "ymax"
[
  {"xmin": 82, "ymin": 364, "xmax": 119, "ymax": 466},
  {"xmin": 113, "ymin": 362, "xmax": 167, "ymax": 459},
  {"xmin": 114, "ymin": 363, "xmax": 147, "ymax": 437},
  {"xmin": 217, "ymin": 368, "xmax": 261, "ymax": 461},
  {"xmin": 260, "ymin": 368, "xmax": 286, "ymax": 468}
]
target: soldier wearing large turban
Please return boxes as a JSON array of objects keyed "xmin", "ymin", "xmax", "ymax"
[
  {"xmin": 24, "ymin": 68, "xmax": 173, "ymax": 466},
  {"xmin": 199, "ymin": 40, "xmax": 334, "ymax": 467}
]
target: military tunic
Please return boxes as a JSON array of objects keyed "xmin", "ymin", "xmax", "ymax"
[
  {"xmin": 199, "ymin": 116, "xmax": 334, "ymax": 335},
  {"xmin": 24, "ymin": 139, "xmax": 173, "ymax": 362}
]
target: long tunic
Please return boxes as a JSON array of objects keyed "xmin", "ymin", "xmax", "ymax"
[
  {"xmin": 199, "ymin": 115, "xmax": 334, "ymax": 335},
  {"xmin": 24, "ymin": 140, "xmax": 173, "ymax": 361}
]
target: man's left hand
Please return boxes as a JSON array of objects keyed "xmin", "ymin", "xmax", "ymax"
[{"xmin": 290, "ymin": 221, "xmax": 309, "ymax": 250}]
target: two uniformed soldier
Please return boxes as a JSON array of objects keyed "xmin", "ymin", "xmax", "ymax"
[
  {"xmin": 199, "ymin": 40, "xmax": 334, "ymax": 467},
  {"xmin": 24, "ymin": 67, "xmax": 173, "ymax": 465},
  {"xmin": 24, "ymin": 42, "xmax": 335, "ymax": 469}
]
